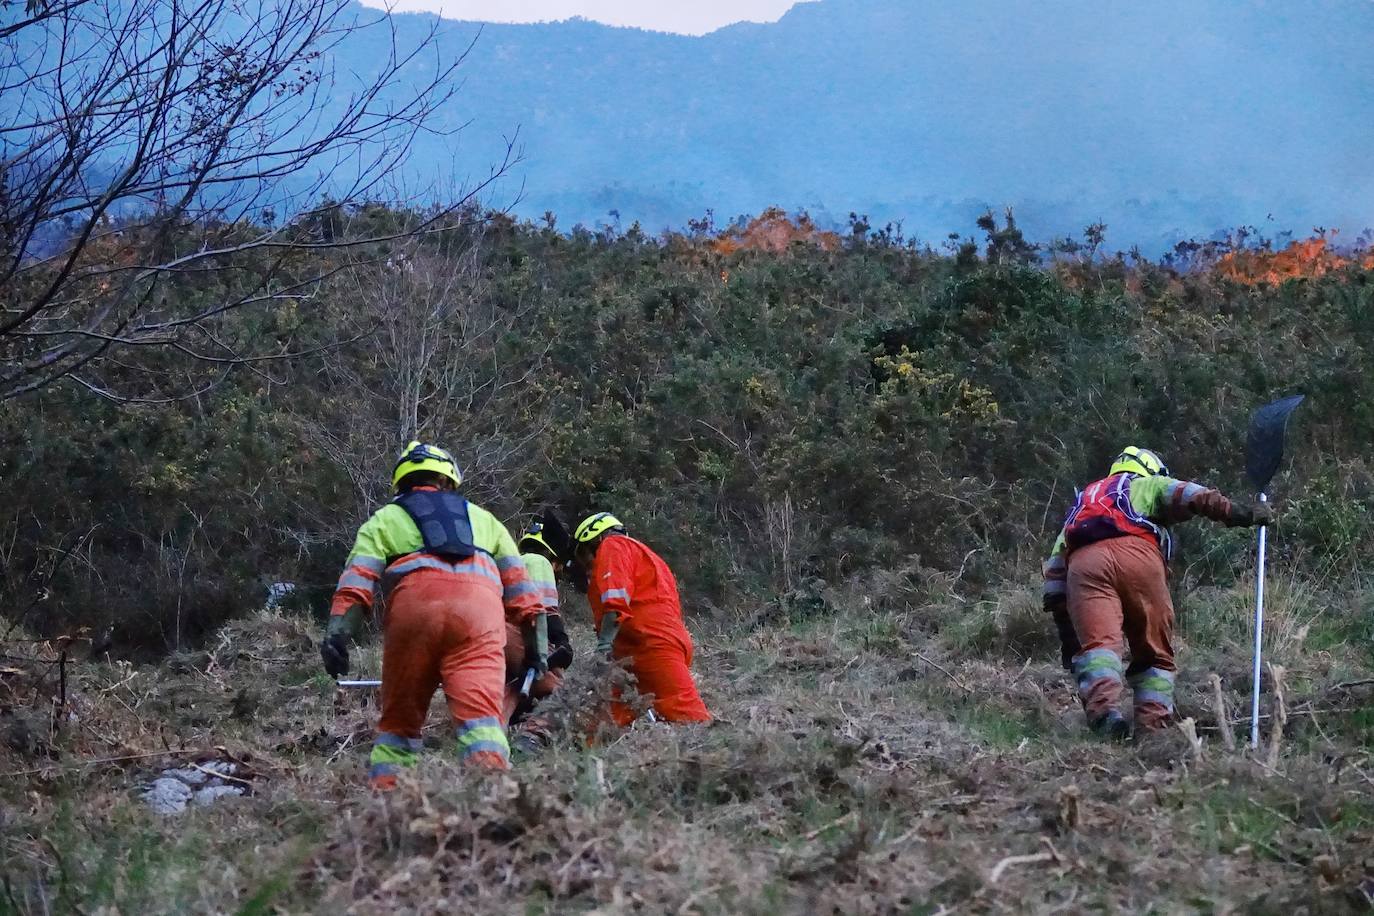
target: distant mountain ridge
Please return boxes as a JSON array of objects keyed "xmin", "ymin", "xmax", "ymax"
[{"xmin": 335, "ymin": 0, "xmax": 1374, "ymax": 250}]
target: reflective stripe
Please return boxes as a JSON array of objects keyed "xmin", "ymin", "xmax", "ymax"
[
  {"xmin": 349, "ymin": 555, "xmax": 386, "ymax": 575},
  {"xmin": 455, "ymin": 717, "xmax": 509, "ymax": 762},
  {"xmin": 455, "ymin": 715, "xmax": 503, "ymax": 734},
  {"xmin": 374, "ymin": 732, "xmax": 424, "ymax": 752},
  {"xmin": 1165, "ymin": 481, "xmax": 1205, "ymax": 506},
  {"xmin": 600, "ymin": 588, "xmax": 631, "ymax": 604},
  {"xmin": 538, "ymin": 586, "xmax": 560, "ymax": 607},
  {"xmin": 1074, "ymin": 649, "xmax": 1124, "ymax": 691},
  {"xmin": 460, "ymin": 739, "xmax": 511, "ymax": 761},
  {"xmin": 1128, "ymin": 668, "xmax": 1176, "ymax": 709},
  {"xmin": 1042, "ymin": 579, "xmax": 1067, "ymax": 597},
  {"xmin": 384, "ymin": 554, "xmax": 503, "ymax": 588},
  {"xmin": 1133, "ymin": 689, "xmax": 1175, "ymax": 709},
  {"xmin": 1076, "ymin": 648, "xmax": 1123, "ymax": 671},
  {"xmin": 337, "ymin": 570, "xmax": 377, "ymax": 592},
  {"xmin": 369, "ymin": 743, "xmax": 419, "ymax": 769},
  {"xmin": 1043, "ymin": 555, "xmax": 1066, "ymax": 574},
  {"xmin": 503, "ymin": 580, "xmax": 539, "ymax": 599},
  {"xmin": 495, "ymin": 556, "xmax": 524, "ymax": 571},
  {"xmin": 1128, "ymin": 668, "xmax": 1176, "ymax": 689},
  {"xmin": 368, "ymin": 762, "xmax": 401, "ymax": 779}
]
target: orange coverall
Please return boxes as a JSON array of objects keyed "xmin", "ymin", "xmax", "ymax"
[
  {"xmin": 588, "ymin": 535, "xmax": 710, "ymax": 725},
  {"xmin": 1046, "ymin": 476, "xmax": 1237, "ymax": 732},
  {"xmin": 330, "ymin": 488, "xmax": 541, "ymax": 786}
]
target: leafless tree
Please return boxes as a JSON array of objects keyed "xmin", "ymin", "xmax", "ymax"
[
  {"xmin": 0, "ymin": 0, "xmax": 512, "ymax": 401},
  {"xmin": 286, "ymin": 227, "xmax": 552, "ymax": 538}
]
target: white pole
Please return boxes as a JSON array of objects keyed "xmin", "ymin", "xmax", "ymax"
[
  {"xmin": 1249, "ymin": 492, "xmax": 1268, "ymax": 749},
  {"xmin": 337, "ymin": 679, "xmax": 382, "ymax": 688}
]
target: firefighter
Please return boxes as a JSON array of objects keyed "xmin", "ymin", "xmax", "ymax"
[
  {"xmin": 320, "ymin": 441, "xmax": 545, "ymax": 788},
  {"xmin": 502, "ymin": 514, "xmax": 575, "ymax": 754},
  {"xmin": 1043, "ymin": 446, "xmax": 1271, "ymax": 739},
  {"xmin": 573, "ymin": 512, "xmax": 710, "ymax": 725}
]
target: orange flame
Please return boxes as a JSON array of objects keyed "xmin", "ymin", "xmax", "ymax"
[
  {"xmin": 710, "ymin": 207, "xmax": 841, "ymax": 256},
  {"xmin": 1216, "ymin": 234, "xmax": 1374, "ymax": 285}
]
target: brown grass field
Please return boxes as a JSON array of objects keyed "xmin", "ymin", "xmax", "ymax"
[{"xmin": 3, "ymin": 572, "xmax": 1373, "ymax": 914}]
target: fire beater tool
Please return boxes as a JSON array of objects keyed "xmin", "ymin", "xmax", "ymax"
[{"xmin": 1244, "ymin": 394, "xmax": 1304, "ymax": 749}]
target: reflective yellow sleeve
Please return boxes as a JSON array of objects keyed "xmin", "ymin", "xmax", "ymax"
[{"xmin": 468, "ymin": 503, "xmax": 541, "ymax": 624}]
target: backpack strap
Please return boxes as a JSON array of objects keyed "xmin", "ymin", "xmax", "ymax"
[{"xmin": 391, "ymin": 490, "xmax": 481, "ymax": 561}]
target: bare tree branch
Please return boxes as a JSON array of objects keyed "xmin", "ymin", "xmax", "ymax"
[{"xmin": 0, "ymin": 0, "xmax": 513, "ymax": 400}]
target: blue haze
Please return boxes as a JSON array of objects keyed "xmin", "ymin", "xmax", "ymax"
[{"xmin": 299, "ymin": 0, "xmax": 1374, "ymax": 249}]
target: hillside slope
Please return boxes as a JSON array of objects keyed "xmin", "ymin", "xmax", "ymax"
[
  {"xmin": 3, "ymin": 583, "xmax": 1373, "ymax": 912},
  {"xmin": 4, "ymin": 213, "xmax": 1374, "ymax": 911},
  {"xmin": 337, "ymin": 0, "xmax": 1374, "ymax": 247}
]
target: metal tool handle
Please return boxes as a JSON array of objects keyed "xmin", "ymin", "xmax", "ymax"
[
  {"xmin": 1250, "ymin": 492, "xmax": 1268, "ymax": 749},
  {"xmin": 519, "ymin": 667, "xmax": 536, "ymax": 698},
  {"xmin": 337, "ymin": 679, "xmax": 382, "ymax": 688}
]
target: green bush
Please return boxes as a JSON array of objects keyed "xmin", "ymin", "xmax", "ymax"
[{"xmin": 3, "ymin": 209, "xmax": 1370, "ymax": 653}]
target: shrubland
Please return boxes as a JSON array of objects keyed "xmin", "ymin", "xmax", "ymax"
[{"xmin": 2, "ymin": 209, "xmax": 1373, "ymax": 912}]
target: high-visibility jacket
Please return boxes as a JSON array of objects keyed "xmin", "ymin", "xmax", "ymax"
[
  {"xmin": 521, "ymin": 552, "xmax": 560, "ymax": 613},
  {"xmin": 587, "ymin": 534, "xmax": 692, "ymax": 654},
  {"xmin": 1042, "ymin": 473, "xmax": 1233, "ymax": 599},
  {"xmin": 330, "ymin": 487, "xmax": 540, "ymax": 626}
]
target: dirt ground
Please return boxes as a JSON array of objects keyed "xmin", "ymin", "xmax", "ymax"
[{"xmin": 2, "ymin": 597, "xmax": 1373, "ymax": 914}]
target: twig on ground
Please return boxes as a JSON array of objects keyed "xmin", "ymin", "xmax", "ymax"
[
  {"xmin": 1177, "ymin": 718, "xmax": 1205, "ymax": 762},
  {"xmin": 911, "ymin": 651, "xmax": 973, "ymax": 694},
  {"xmin": 1266, "ymin": 663, "xmax": 1288, "ymax": 771},
  {"xmin": 555, "ymin": 837, "xmax": 600, "ymax": 886},
  {"xmin": 677, "ymin": 884, "xmax": 722, "ymax": 915},
  {"xmin": 1333, "ymin": 678, "xmax": 1374, "ymax": 691},
  {"xmin": 189, "ymin": 761, "xmax": 253, "ymax": 786},
  {"xmin": 1, "ymin": 748, "xmax": 213, "ymax": 778},
  {"xmin": 803, "ymin": 811, "xmax": 857, "ymax": 841},
  {"xmin": 989, "ymin": 839, "xmax": 1059, "ymax": 884},
  {"xmin": 1209, "ymin": 674, "xmax": 1235, "ymax": 751}
]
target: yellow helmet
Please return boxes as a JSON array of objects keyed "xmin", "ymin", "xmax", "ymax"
[
  {"xmin": 1109, "ymin": 445, "xmax": 1168, "ymax": 478},
  {"xmin": 391, "ymin": 440, "xmax": 461, "ymax": 492},
  {"xmin": 574, "ymin": 512, "xmax": 624, "ymax": 543},
  {"xmin": 519, "ymin": 520, "xmax": 555, "ymax": 556}
]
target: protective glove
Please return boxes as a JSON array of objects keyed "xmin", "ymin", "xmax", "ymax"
[
  {"xmin": 1044, "ymin": 593, "xmax": 1079, "ymax": 672},
  {"xmin": 596, "ymin": 611, "xmax": 621, "ymax": 656},
  {"xmin": 546, "ymin": 613, "xmax": 574, "ymax": 670},
  {"xmin": 320, "ymin": 605, "xmax": 361, "ymax": 678},
  {"xmin": 523, "ymin": 613, "xmax": 550, "ymax": 675},
  {"xmin": 1225, "ymin": 501, "xmax": 1274, "ymax": 528},
  {"xmin": 320, "ymin": 633, "xmax": 350, "ymax": 678}
]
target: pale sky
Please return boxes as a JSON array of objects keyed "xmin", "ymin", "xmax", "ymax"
[{"xmin": 357, "ymin": 0, "xmax": 810, "ymax": 35}]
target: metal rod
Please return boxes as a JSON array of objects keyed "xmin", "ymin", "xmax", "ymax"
[
  {"xmin": 1250, "ymin": 492, "xmax": 1268, "ymax": 749},
  {"xmin": 337, "ymin": 679, "xmax": 382, "ymax": 688}
]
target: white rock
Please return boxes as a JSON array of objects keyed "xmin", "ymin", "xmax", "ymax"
[
  {"xmin": 192, "ymin": 785, "xmax": 245, "ymax": 807},
  {"xmin": 162, "ymin": 767, "xmax": 209, "ymax": 786},
  {"xmin": 142, "ymin": 777, "xmax": 192, "ymax": 815}
]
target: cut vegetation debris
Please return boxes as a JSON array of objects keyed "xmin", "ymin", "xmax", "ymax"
[{"xmin": 3, "ymin": 597, "xmax": 1373, "ymax": 913}]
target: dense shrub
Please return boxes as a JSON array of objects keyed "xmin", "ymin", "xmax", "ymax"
[{"xmin": 2, "ymin": 210, "xmax": 1370, "ymax": 653}]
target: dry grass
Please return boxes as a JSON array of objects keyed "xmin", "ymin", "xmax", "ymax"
[{"xmin": 3, "ymin": 593, "xmax": 1374, "ymax": 914}]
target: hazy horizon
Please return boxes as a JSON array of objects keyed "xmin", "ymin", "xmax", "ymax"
[{"xmin": 353, "ymin": 0, "xmax": 811, "ymax": 35}]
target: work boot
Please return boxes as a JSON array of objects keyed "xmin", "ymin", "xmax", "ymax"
[
  {"xmin": 510, "ymin": 731, "xmax": 544, "ymax": 759},
  {"xmin": 1092, "ymin": 710, "xmax": 1131, "ymax": 743}
]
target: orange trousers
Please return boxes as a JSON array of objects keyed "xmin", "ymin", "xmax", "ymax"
[
  {"xmin": 369, "ymin": 571, "xmax": 509, "ymax": 788},
  {"xmin": 500, "ymin": 621, "xmax": 563, "ymax": 748},
  {"xmin": 611, "ymin": 638, "xmax": 711, "ymax": 726},
  {"xmin": 1066, "ymin": 536, "xmax": 1177, "ymax": 732}
]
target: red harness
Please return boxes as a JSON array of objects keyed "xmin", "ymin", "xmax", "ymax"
[{"xmin": 1061, "ymin": 474, "xmax": 1170, "ymax": 558}]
